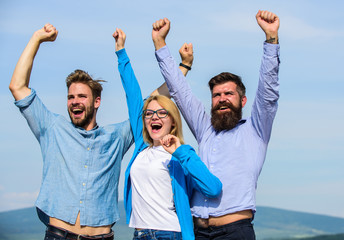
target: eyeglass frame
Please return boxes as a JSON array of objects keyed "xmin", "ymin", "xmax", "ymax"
[{"xmin": 143, "ymin": 108, "xmax": 169, "ymax": 119}]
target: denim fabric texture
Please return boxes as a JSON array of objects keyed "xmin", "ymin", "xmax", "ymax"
[{"xmin": 133, "ymin": 229, "xmax": 182, "ymax": 240}]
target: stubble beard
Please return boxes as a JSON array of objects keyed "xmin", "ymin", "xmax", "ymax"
[{"xmin": 68, "ymin": 104, "xmax": 95, "ymax": 129}]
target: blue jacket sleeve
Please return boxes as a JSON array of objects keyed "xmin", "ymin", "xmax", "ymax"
[
  {"xmin": 172, "ymin": 144, "xmax": 222, "ymax": 198},
  {"xmin": 116, "ymin": 48, "xmax": 144, "ymax": 144}
]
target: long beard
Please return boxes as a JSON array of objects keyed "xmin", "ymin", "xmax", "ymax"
[
  {"xmin": 211, "ymin": 101, "xmax": 242, "ymax": 132},
  {"xmin": 68, "ymin": 104, "xmax": 95, "ymax": 129}
]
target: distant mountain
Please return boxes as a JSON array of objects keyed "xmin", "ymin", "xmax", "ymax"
[
  {"xmin": 255, "ymin": 206, "xmax": 344, "ymax": 239},
  {"xmin": 0, "ymin": 203, "xmax": 343, "ymax": 240},
  {"xmin": 281, "ymin": 233, "xmax": 344, "ymax": 240},
  {"xmin": 0, "ymin": 203, "xmax": 132, "ymax": 240}
]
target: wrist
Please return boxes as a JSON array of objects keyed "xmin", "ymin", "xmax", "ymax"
[
  {"xmin": 153, "ymin": 38, "xmax": 166, "ymax": 50},
  {"xmin": 116, "ymin": 46, "xmax": 124, "ymax": 51},
  {"xmin": 181, "ymin": 60, "xmax": 193, "ymax": 67},
  {"xmin": 265, "ymin": 34, "xmax": 279, "ymax": 44},
  {"xmin": 179, "ymin": 62, "xmax": 191, "ymax": 70}
]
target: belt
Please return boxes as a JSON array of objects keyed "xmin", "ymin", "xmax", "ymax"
[{"xmin": 46, "ymin": 225, "xmax": 114, "ymax": 240}]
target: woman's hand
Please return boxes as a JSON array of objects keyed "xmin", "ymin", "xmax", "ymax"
[{"xmin": 160, "ymin": 134, "xmax": 181, "ymax": 154}]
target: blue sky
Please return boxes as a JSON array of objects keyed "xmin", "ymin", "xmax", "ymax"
[{"xmin": 1, "ymin": 0, "xmax": 343, "ymax": 219}]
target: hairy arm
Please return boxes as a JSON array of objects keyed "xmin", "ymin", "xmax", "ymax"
[{"xmin": 9, "ymin": 24, "xmax": 58, "ymax": 101}]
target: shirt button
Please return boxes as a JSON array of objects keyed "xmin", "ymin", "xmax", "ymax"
[
  {"xmin": 80, "ymin": 201, "xmax": 83, "ymax": 204},
  {"xmin": 84, "ymin": 165, "xmax": 88, "ymax": 168},
  {"xmin": 87, "ymin": 147, "xmax": 90, "ymax": 151},
  {"xmin": 83, "ymin": 183, "xmax": 86, "ymax": 186},
  {"xmin": 213, "ymin": 148, "xmax": 216, "ymax": 152},
  {"xmin": 205, "ymin": 199, "xmax": 208, "ymax": 202},
  {"xmin": 168, "ymin": 165, "xmax": 171, "ymax": 168}
]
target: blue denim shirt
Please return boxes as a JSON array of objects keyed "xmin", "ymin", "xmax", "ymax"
[
  {"xmin": 15, "ymin": 89, "xmax": 133, "ymax": 226},
  {"xmin": 116, "ymin": 48, "xmax": 222, "ymax": 240},
  {"xmin": 156, "ymin": 43, "xmax": 280, "ymax": 218}
]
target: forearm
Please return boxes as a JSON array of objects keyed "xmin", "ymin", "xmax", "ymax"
[
  {"xmin": 117, "ymin": 48, "xmax": 144, "ymax": 140},
  {"xmin": 173, "ymin": 145, "xmax": 222, "ymax": 198},
  {"xmin": 252, "ymin": 43, "xmax": 280, "ymax": 142},
  {"xmin": 10, "ymin": 36, "xmax": 41, "ymax": 100},
  {"xmin": 156, "ymin": 46, "xmax": 208, "ymax": 142},
  {"xmin": 153, "ymin": 38, "xmax": 166, "ymax": 51},
  {"xmin": 150, "ymin": 66, "xmax": 189, "ymax": 97}
]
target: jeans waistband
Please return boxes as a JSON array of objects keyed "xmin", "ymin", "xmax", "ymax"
[
  {"xmin": 196, "ymin": 218, "xmax": 253, "ymax": 231},
  {"xmin": 46, "ymin": 224, "xmax": 114, "ymax": 240}
]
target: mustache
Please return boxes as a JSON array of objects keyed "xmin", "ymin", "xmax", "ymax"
[
  {"xmin": 212, "ymin": 102, "xmax": 238, "ymax": 112},
  {"xmin": 70, "ymin": 104, "xmax": 85, "ymax": 110}
]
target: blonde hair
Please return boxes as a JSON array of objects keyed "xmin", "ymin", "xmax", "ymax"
[{"xmin": 142, "ymin": 95, "xmax": 184, "ymax": 146}]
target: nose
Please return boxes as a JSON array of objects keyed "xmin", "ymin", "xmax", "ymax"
[
  {"xmin": 151, "ymin": 112, "xmax": 159, "ymax": 119},
  {"xmin": 71, "ymin": 97, "xmax": 80, "ymax": 105},
  {"xmin": 219, "ymin": 94, "xmax": 227, "ymax": 103}
]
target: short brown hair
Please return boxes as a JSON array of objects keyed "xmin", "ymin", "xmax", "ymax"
[
  {"xmin": 142, "ymin": 95, "xmax": 184, "ymax": 146},
  {"xmin": 208, "ymin": 72, "xmax": 246, "ymax": 98},
  {"xmin": 66, "ymin": 69, "xmax": 106, "ymax": 99}
]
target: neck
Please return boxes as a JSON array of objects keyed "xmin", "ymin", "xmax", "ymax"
[
  {"xmin": 83, "ymin": 119, "xmax": 97, "ymax": 131},
  {"xmin": 153, "ymin": 140, "xmax": 161, "ymax": 146}
]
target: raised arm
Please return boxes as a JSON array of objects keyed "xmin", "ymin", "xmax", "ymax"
[
  {"xmin": 114, "ymin": 28, "xmax": 145, "ymax": 143},
  {"xmin": 9, "ymin": 24, "xmax": 58, "ymax": 101},
  {"xmin": 153, "ymin": 18, "xmax": 209, "ymax": 143},
  {"xmin": 151, "ymin": 42, "xmax": 194, "ymax": 97},
  {"xmin": 251, "ymin": 10, "xmax": 280, "ymax": 143}
]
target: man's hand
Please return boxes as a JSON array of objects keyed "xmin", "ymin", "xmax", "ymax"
[
  {"xmin": 113, "ymin": 28, "xmax": 126, "ymax": 51},
  {"xmin": 160, "ymin": 134, "xmax": 181, "ymax": 154},
  {"xmin": 179, "ymin": 43, "xmax": 194, "ymax": 67},
  {"xmin": 33, "ymin": 23, "xmax": 58, "ymax": 44},
  {"xmin": 152, "ymin": 18, "xmax": 170, "ymax": 50},
  {"xmin": 256, "ymin": 10, "xmax": 279, "ymax": 44}
]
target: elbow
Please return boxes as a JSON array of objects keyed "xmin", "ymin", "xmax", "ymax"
[
  {"xmin": 9, "ymin": 81, "xmax": 17, "ymax": 93},
  {"xmin": 9, "ymin": 78, "xmax": 29, "ymax": 101},
  {"xmin": 206, "ymin": 180, "xmax": 223, "ymax": 198},
  {"xmin": 9, "ymin": 77, "xmax": 23, "ymax": 93}
]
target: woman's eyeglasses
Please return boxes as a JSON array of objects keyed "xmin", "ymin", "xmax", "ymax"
[{"xmin": 143, "ymin": 109, "xmax": 168, "ymax": 119}]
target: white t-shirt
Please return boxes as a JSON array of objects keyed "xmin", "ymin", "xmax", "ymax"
[{"xmin": 129, "ymin": 145, "xmax": 181, "ymax": 231}]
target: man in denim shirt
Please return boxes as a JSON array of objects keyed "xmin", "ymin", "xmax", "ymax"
[
  {"xmin": 152, "ymin": 10, "xmax": 280, "ymax": 239},
  {"xmin": 9, "ymin": 24, "xmax": 133, "ymax": 239}
]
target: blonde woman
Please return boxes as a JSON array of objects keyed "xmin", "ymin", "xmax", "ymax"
[{"xmin": 113, "ymin": 29, "xmax": 222, "ymax": 240}]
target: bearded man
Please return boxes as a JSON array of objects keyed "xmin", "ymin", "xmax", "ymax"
[
  {"xmin": 9, "ymin": 24, "xmax": 133, "ymax": 239},
  {"xmin": 152, "ymin": 10, "xmax": 280, "ymax": 239}
]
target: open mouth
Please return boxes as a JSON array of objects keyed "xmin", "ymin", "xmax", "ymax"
[
  {"xmin": 71, "ymin": 108, "xmax": 84, "ymax": 118},
  {"xmin": 219, "ymin": 106, "xmax": 230, "ymax": 111},
  {"xmin": 151, "ymin": 123, "xmax": 162, "ymax": 132}
]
